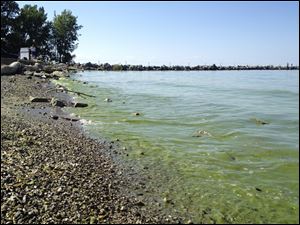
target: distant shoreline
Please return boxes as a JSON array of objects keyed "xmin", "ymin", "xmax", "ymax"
[{"xmin": 79, "ymin": 62, "xmax": 299, "ymax": 71}]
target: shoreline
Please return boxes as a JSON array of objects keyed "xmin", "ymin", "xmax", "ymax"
[{"xmin": 1, "ymin": 73, "xmax": 186, "ymax": 223}]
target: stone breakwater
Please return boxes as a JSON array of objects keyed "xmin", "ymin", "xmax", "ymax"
[{"xmin": 1, "ymin": 70, "xmax": 187, "ymax": 223}]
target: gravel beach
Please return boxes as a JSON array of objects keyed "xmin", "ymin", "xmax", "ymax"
[{"xmin": 1, "ymin": 74, "xmax": 185, "ymax": 224}]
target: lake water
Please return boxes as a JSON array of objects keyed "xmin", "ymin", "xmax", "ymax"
[{"xmin": 55, "ymin": 70, "xmax": 299, "ymax": 223}]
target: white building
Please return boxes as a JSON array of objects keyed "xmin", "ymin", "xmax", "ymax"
[{"xmin": 19, "ymin": 47, "xmax": 36, "ymax": 60}]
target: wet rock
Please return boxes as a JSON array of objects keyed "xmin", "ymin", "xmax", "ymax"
[
  {"xmin": 29, "ymin": 96, "xmax": 50, "ymax": 103},
  {"xmin": 104, "ymin": 98, "xmax": 112, "ymax": 102},
  {"xmin": 74, "ymin": 102, "xmax": 88, "ymax": 107},
  {"xmin": 61, "ymin": 117, "xmax": 80, "ymax": 122},
  {"xmin": 255, "ymin": 187, "xmax": 262, "ymax": 192},
  {"xmin": 51, "ymin": 98, "xmax": 66, "ymax": 107},
  {"xmin": 192, "ymin": 130, "xmax": 212, "ymax": 137},
  {"xmin": 254, "ymin": 118, "xmax": 269, "ymax": 125}
]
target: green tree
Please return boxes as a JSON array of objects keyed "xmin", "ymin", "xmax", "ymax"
[
  {"xmin": 53, "ymin": 10, "xmax": 82, "ymax": 63},
  {"xmin": 18, "ymin": 4, "xmax": 51, "ymax": 58},
  {"xmin": 1, "ymin": 1, "xmax": 20, "ymax": 56}
]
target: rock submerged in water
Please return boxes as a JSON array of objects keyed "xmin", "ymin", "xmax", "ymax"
[
  {"xmin": 73, "ymin": 102, "xmax": 88, "ymax": 108},
  {"xmin": 254, "ymin": 118, "xmax": 269, "ymax": 125},
  {"xmin": 192, "ymin": 130, "xmax": 212, "ymax": 137},
  {"xmin": 104, "ymin": 98, "xmax": 112, "ymax": 102}
]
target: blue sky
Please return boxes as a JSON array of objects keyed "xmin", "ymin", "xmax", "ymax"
[{"xmin": 17, "ymin": 1, "xmax": 299, "ymax": 66}]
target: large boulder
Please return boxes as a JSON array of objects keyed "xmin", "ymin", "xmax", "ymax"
[{"xmin": 1, "ymin": 61, "xmax": 23, "ymax": 75}]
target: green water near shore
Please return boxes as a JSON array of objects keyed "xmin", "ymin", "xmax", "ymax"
[{"xmin": 55, "ymin": 71, "xmax": 299, "ymax": 223}]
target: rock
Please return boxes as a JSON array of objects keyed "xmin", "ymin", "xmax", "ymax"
[
  {"xmin": 43, "ymin": 65, "xmax": 56, "ymax": 73},
  {"xmin": 24, "ymin": 71, "xmax": 34, "ymax": 76},
  {"xmin": 163, "ymin": 197, "xmax": 172, "ymax": 204},
  {"xmin": 34, "ymin": 62, "xmax": 43, "ymax": 69},
  {"xmin": 1, "ymin": 62, "xmax": 23, "ymax": 75},
  {"xmin": 61, "ymin": 117, "xmax": 80, "ymax": 122},
  {"xmin": 133, "ymin": 112, "xmax": 140, "ymax": 116},
  {"xmin": 187, "ymin": 219, "xmax": 193, "ymax": 224},
  {"xmin": 74, "ymin": 102, "xmax": 88, "ymax": 107},
  {"xmin": 51, "ymin": 115, "xmax": 59, "ymax": 120},
  {"xmin": 24, "ymin": 65, "xmax": 37, "ymax": 72},
  {"xmin": 33, "ymin": 72, "xmax": 47, "ymax": 78},
  {"xmin": 29, "ymin": 96, "xmax": 50, "ymax": 103},
  {"xmin": 50, "ymin": 98, "xmax": 66, "ymax": 107},
  {"xmin": 254, "ymin": 118, "xmax": 269, "ymax": 125},
  {"xmin": 192, "ymin": 130, "xmax": 212, "ymax": 137},
  {"xmin": 51, "ymin": 71, "xmax": 65, "ymax": 77},
  {"xmin": 90, "ymin": 216, "xmax": 96, "ymax": 224},
  {"xmin": 104, "ymin": 98, "xmax": 112, "ymax": 102},
  {"xmin": 135, "ymin": 201, "xmax": 145, "ymax": 207},
  {"xmin": 255, "ymin": 187, "xmax": 262, "ymax": 192},
  {"xmin": 67, "ymin": 66, "xmax": 78, "ymax": 71}
]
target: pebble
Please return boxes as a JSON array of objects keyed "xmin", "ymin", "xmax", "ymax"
[
  {"xmin": 51, "ymin": 115, "xmax": 59, "ymax": 120},
  {"xmin": 1, "ymin": 74, "xmax": 186, "ymax": 225}
]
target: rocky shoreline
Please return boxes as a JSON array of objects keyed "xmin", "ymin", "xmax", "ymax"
[{"xmin": 1, "ymin": 67, "xmax": 187, "ymax": 223}]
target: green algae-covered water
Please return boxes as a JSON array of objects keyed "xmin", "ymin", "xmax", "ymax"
[{"xmin": 55, "ymin": 70, "xmax": 299, "ymax": 223}]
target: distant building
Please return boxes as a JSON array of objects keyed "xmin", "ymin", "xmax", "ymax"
[{"xmin": 19, "ymin": 47, "xmax": 36, "ymax": 60}]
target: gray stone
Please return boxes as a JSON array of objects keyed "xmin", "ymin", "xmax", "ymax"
[
  {"xmin": 1, "ymin": 62, "xmax": 23, "ymax": 75},
  {"xmin": 24, "ymin": 71, "xmax": 34, "ymax": 76},
  {"xmin": 52, "ymin": 71, "xmax": 65, "ymax": 77}
]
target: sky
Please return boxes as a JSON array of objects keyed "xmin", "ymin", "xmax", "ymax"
[{"xmin": 17, "ymin": 1, "xmax": 299, "ymax": 66}]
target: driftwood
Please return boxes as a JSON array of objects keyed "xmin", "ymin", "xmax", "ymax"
[{"xmin": 46, "ymin": 85, "xmax": 96, "ymax": 98}]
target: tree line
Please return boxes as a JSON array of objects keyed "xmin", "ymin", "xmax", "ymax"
[
  {"xmin": 1, "ymin": 1, "xmax": 82, "ymax": 63},
  {"xmin": 81, "ymin": 62, "xmax": 298, "ymax": 71}
]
